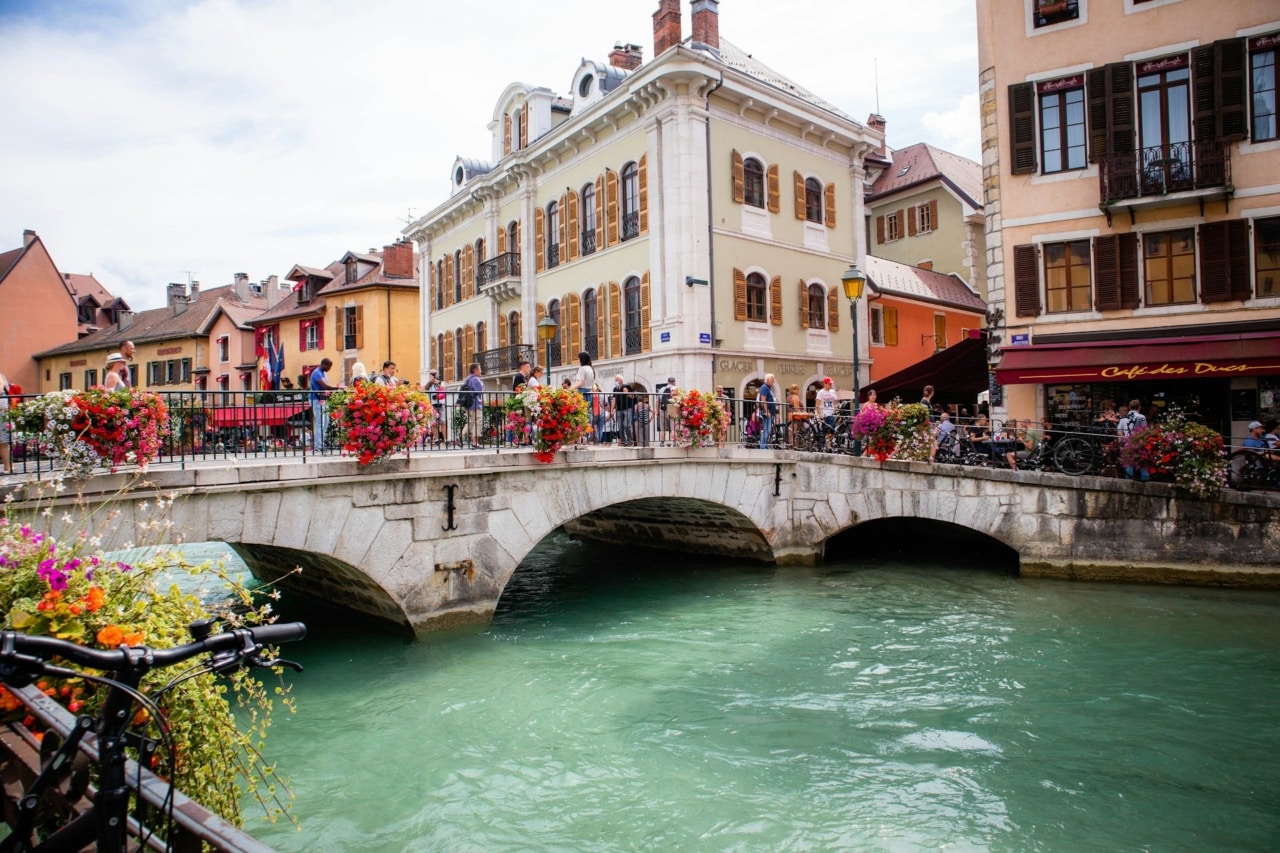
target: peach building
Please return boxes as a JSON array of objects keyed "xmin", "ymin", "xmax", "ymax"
[{"xmin": 978, "ymin": 0, "xmax": 1280, "ymax": 441}]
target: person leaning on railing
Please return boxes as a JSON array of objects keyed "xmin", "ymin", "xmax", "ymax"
[{"xmin": 308, "ymin": 358, "xmax": 341, "ymax": 451}]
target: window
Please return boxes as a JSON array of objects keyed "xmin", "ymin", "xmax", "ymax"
[
  {"xmin": 581, "ymin": 183, "xmax": 597, "ymax": 255},
  {"xmin": 886, "ymin": 211, "xmax": 902, "ymax": 242},
  {"xmin": 84, "ymin": 369, "xmax": 97, "ymax": 388},
  {"xmin": 77, "ymin": 303, "xmax": 94, "ymax": 323},
  {"xmin": 1040, "ymin": 82, "xmax": 1087, "ymax": 172},
  {"xmin": 915, "ymin": 202, "xmax": 935, "ymax": 234},
  {"xmin": 342, "ymin": 306, "xmax": 362, "ymax": 351},
  {"xmin": 180, "ymin": 359, "xmax": 191, "ymax": 383},
  {"xmin": 475, "ymin": 238, "xmax": 485, "ymax": 267},
  {"xmin": 804, "ymin": 178, "xmax": 823, "ymax": 223},
  {"xmin": 1137, "ymin": 58, "xmax": 1191, "ymax": 180},
  {"xmin": 547, "ymin": 300, "xmax": 563, "ymax": 366},
  {"xmin": 870, "ymin": 304, "xmax": 884, "ymax": 345},
  {"xmin": 345, "ymin": 258, "xmax": 357, "ymax": 284},
  {"xmin": 546, "ymin": 201, "xmax": 560, "ymax": 268},
  {"xmin": 301, "ymin": 318, "xmax": 322, "ymax": 351},
  {"xmin": 297, "ymin": 279, "xmax": 312, "ymax": 304},
  {"xmin": 454, "ymin": 250, "xmax": 463, "ymax": 302},
  {"xmin": 166, "ymin": 360, "xmax": 182, "ymax": 384},
  {"xmin": 512, "ymin": 108, "xmax": 522, "ymax": 151},
  {"xmin": 746, "ymin": 273, "xmax": 767, "ymax": 322},
  {"xmin": 508, "ymin": 312, "xmax": 521, "ymax": 349},
  {"xmin": 58, "ymin": 372, "xmax": 71, "ymax": 390},
  {"xmin": 579, "ymin": 74, "xmax": 594, "ymax": 98},
  {"xmin": 1254, "ymin": 216, "xmax": 1280, "ymax": 297},
  {"xmin": 807, "ymin": 284, "xmax": 826, "ymax": 328},
  {"xmin": 1034, "ymin": 0, "xmax": 1079, "ymax": 28},
  {"xmin": 435, "ymin": 261, "xmax": 444, "ymax": 310},
  {"xmin": 1044, "ymin": 239, "xmax": 1092, "ymax": 312},
  {"xmin": 1143, "ymin": 228, "xmax": 1196, "ymax": 305},
  {"xmin": 147, "ymin": 362, "xmax": 163, "ymax": 386},
  {"xmin": 582, "ymin": 290, "xmax": 599, "ymax": 359},
  {"xmin": 623, "ymin": 278, "xmax": 643, "ymax": 355},
  {"xmin": 216, "ymin": 374, "xmax": 229, "ymax": 406},
  {"xmin": 743, "ymin": 158, "xmax": 765, "ymax": 208},
  {"xmin": 217, "ymin": 336, "xmax": 229, "ymax": 362},
  {"xmin": 621, "ymin": 162, "xmax": 639, "ymax": 241},
  {"xmin": 1252, "ymin": 38, "xmax": 1278, "ymax": 142},
  {"xmin": 507, "ymin": 221, "xmax": 519, "ymax": 255},
  {"xmin": 475, "ymin": 321, "xmax": 486, "ymax": 354}
]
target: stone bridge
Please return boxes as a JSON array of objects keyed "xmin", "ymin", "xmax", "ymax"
[{"xmin": 10, "ymin": 448, "xmax": 1280, "ymax": 634}]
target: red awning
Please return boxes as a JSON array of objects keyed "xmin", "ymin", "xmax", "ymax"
[
  {"xmin": 995, "ymin": 331, "xmax": 1280, "ymax": 385},
  {"xmin": 208, "ymin": 404, "xmax": 307, "ymax": 428},
  {"xmin": 862, "ymin": 333, "xmax": 989, "ymax": 403}
]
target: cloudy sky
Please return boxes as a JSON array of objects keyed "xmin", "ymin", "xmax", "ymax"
[{"xmin": 0, "ymin": 0, "xmax": 979, "ymax": 313}]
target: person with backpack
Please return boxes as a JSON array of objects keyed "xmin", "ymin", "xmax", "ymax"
[
  {"xmin": 658, "ymin": 376, "xmax": 677, "ymax": 445},
  {"xmin": 460, "ymin": 362, "xmax": 484, "ymax": 448}
]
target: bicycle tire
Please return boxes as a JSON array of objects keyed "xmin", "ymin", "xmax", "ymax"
[{"xmin": 1053, "ymin": 436, "xmax": 1095, "ymax": 476}]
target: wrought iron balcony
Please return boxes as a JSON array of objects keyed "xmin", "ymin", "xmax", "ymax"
[
  {"xmin": 476, "ymin": 252, "xmax": 521, "ymax": 302},
  {"xmin": 547, "ymin": 243, "xmax": 560, "ymax": 269},
  {"xmin": 474, "ymin": 344, "xmax": 536, "ymax": 376},
  {"xmin": 624, "ymin": 326, "xmax": 643, "ymax": 356},
  {"xmin": 581, "ymin": 230, "xmax": 597, "ymax": 256},
  {"xmin": 621, "ymin": 211, "xmax": 640, "ymax": 242},
  {"xmin": 1099, "ymin": 140, "xmax": 1230, "ymax": 206}
]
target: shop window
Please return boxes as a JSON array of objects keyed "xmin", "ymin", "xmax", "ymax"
[
  {"xmin": 1143, "ymin": 228, "xmax": 1196, "ymax": 305},
  {"xmin": 1044, "ymin": 239, "xmax": 1092, "ymax": 312},
  {"xmin": 1256, "ymin": 216, "xmax": 1280, "ymax": 297}
]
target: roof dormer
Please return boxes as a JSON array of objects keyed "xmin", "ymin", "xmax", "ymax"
[
  {"xmin": 450, "ymin": 157, "xmax": 493, "ymax": 196},
  {"xmin": 570, "ymin": 56, "xmax": 631, "ymax": 117}
]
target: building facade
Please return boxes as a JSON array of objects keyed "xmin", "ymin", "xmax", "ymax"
[
  {"xmin": 978, "ymin": 0, "xmax": 1280, "ymax": 441},
  {"xmin": 404, "ymin": 0, "xmax": 881, "ymax": 410}
]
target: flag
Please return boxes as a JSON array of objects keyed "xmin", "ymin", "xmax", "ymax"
[{"xmin": 271, "ymin": 339, "xmax": 285, "ymax": 390}]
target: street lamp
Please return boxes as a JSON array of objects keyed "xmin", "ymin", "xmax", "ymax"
[
  {"xmin": 841, "ymin": 263, "xmax": 867, "ymax": 453},
  {"xmin": 537, "ymin": 316, "xmax": 557, "ymax": 379}
]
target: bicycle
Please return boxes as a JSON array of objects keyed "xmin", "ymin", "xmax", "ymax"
[
  {"xmin": 0, "ymin": 620, "xmax": 306, "ymax": 853},
  {"xmin": 1227, "ymin": 449, "xmax": 1280, "ymax": 491}
]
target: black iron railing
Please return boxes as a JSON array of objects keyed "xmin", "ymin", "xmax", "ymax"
[
  {"xmin": 624, "ymin": 327, "xmax": 643, "ymax": 356},
  {"xmin": 476, "ymin": 252, "xmax": 520, "ymax": 286},
  {"xmin": 581, "ymin": 230, "xmax": 596, "ymax": 256},
  {"xmin": 475, "ymin": 344, "xmax": 536, "ymax": 376},
  {"xmin": 1099, "ymin": 139, "xmax": 1229, "ymax": 204},
  {"xmin": 621, "ymin": 211, "xmax": 640, "ymax": 241},
  {"xmin": 547, "ymin": 243, "xmax": 560, "ymax": 269}
]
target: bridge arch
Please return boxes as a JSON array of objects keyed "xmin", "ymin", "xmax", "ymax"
[{"xmin": 824, "ymin": 517, "xmax": 1020, "ymax": 574}]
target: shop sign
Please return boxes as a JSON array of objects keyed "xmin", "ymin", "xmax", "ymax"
[
  {"xmin": 1099, "ymin": 362, "xmax": 1257, "ymax": 380},
  {"xmin": 157, "ymin": 346, "xmax": 184, "ymax": 356}
]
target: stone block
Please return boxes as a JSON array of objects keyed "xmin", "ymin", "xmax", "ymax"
[
  {"xmin": 332, "ymin": 506, "xmax": 388, "ymax": 566},
  {"xmin": 241, "ymin": 491, "xmax": 283, "ymax": 545},
  {"xmin": 360, "ymin": 519, "xmax": 414, "ymax": 586},
  {"xmin": 272, "ymin": 489, "xmax": 314, "ymax": 550}
]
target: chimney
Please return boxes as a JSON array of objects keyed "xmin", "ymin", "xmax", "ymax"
[
  {"xmin": 233, "ymin": 272, "xmax": 250, "ymax": 301},
  {"xmin": 653, "ymin": 0, "xmax": 681, "ymax": 56},
  {"xmin": 383, "ymin": 240, "xmax": 414, "ymax": 279},
  {"xmin": 190, "ymin": 280, "xmax": 200, "ymax": 300},
  {"xmin": 691, "ymin": 0, "xmax": 719, "ymax": 50},
  {"xmin": 867, "ymin": 113, "xmax": 887, "ymax": 155},
  {"xmin": 23, "ymin": 229, "xmax": 37, "ymax": 247},
  {"xmin": 116, "ymin": 311, "xmax": 135, "ymax": 331},
  {"xmin": 609, "ymin": 42, "xmax": 644, "ymax": 70},
  {"xmin": 167, "ymin": 282, "xmax": 187, "ymax": 308}
]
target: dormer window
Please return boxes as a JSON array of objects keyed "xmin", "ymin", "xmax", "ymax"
[
  {"xmin": 455, "ymin": 166, "xmax": 465, "ymax": 187},
  {"xmin": 345, "ymin": 259, "xmax": 357, "ymax": 284},
  {"xmin": 578, "ymin": 74, "xmax": 594, "ymax": 98},
  {"xmin": 298, "ymin": 280, "xmax": 312, "ymax": 303},
  {"xmin": 77, "ymin": 303, "xmax": 95, "ymax": 323}
]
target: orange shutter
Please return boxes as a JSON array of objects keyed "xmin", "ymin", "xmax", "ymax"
[
  {"xmin": 567, "ymin": 190, "xmax": 579, "ymax": 261},
  {"xmin": 884, "ymin": 305, "xmax": 899, "ymax": 346},
  {"xmin": 520, "ymin": 102, "xmax": 529, "ymax": 148},
  {"xmin": 568, "ymin": 293, "xmax": 582, "ymax": 356},
  {"xmin": 640, "ymin": 273, "xmax": 651, "ymax": 352},
  {"xmin": 637, "ymin": 154, "xmax": 648, "ymax": 235},
  {"xmin": 514, "ymin": 310, "xmax": 522, "ymax": 344},
  {"xmin": 876, "ymin": 215, "xmax": 885, "ymax": 244},
  {"xmin": 443, "ymin": 330, "xmax": 455, "ymax": 379},
  {"xmin": 798, "ymin": 280, "xmax": 809, "ymax": 329},
  {"xmin": 464, "ymin": 244, "xmax": 474, "ymax": 299},
  {"xmin": 595, "ymin": 175, "xmax": 605, "ymax": 251},
  {"xmin": 559, "ymin": 298, "xmax": 570, "ymax": 359},
  {"xmin": 608, "ymin": 281, "xmax": 622, "ymax": 356},
  {"xmin": 503, "ymin": 113, "xmax": 512, "ymax": 156},
  {"xmin": 827, "ymin": 288, "xmax": 840, "ymax": 333},
  {"xmin": 767, "ymin": 164, "xmax": 780, "ymax": 213},
  {"xmin": 534, "ymin": 208, "xmax": 545, "ymax": 273},
  {"xmin": 498, "ymin": 315, "xmax": 508, "ymax": 350},
  {"xmin": 597, "ymin": 285, "xmax": 607, "ymax": 358},
  {"xmin": 929, "ymin": 199, "xmax": 938, "ymax": 227},
  {"xmin": 824, "ymin": 182, "xmax": 836, "ymax": 229},
  {"xmin": 559, "ymin": 193, "xmax": 568, "ymax": 259},
  {"xmin": 354, "ymin": 304, "xmax": 364, "ymax": 349},
  {"xmin": 733, "ymin": 268, "xmax": 747, "ymax": 320},
  {"xmin": 908, "ymin": 206, "xmax": 918, "ymax": 237},
  {"xmin": 445, "ymin": 256, "xmax": 454, "ymax": 307},
  {"xmin": 605, "ymin": 170, "xmax": 619, "ymax": 246},
  {"xmin": 793, "ymin": 171, "xmax": 805, "ymax": 219},
  {"xmin": 731, "ymin": 150, "xmax": 744, "ymax": 203},
  {"xmin": 497, "ymin": 225, "xmax": 506, "ymax": 256},
  {"xmin": 465, "ymin": 326, "xmax": 476, "ymax": 367},
  {"xmin": 770, "ymin": 275, "xmax": 783, "ymax": 326}
]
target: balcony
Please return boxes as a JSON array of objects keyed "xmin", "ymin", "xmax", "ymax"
[
  {"xmin": 581, "ymin": 230, "xmax": 596, "ymax": 256},
  {"xmin": 1099, "ymin": 140, "xmax": 1232, "ymax": 224},
  {"xmin": 476, "ymin": 252, "xmax": 521, "ymax": 302},
  {"xmin": 474, "ymin": 344, "xmax": 536, "ymax": 376},
  {"xmin": 547, "ymin": 243, "xmax": 560, "ymax": 269},
  {"xmin": 621, "ymin": 211, "xmax": 640, "ymax": 242}
]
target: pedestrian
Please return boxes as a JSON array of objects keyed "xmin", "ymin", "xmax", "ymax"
[
  {"xmin": 815, "ymin": 377, "xmax": 838, "ymax": 448},
  {"xmin": 612, "ymin": 375, "xmax": 635, "ymax": 445},
  {"xmin": 308, "ymin": 358, "xmax": 340, "ymax": 451},
  {"xmin": 120, "ymin": 340, "xmax": 136, "ymax": 387},
  {"xmin": 756, "ymin": 374, "xmax": 778, "ymax": 450},
  {"xmin": 590, "ymin": 381, "xmax": 606, "ymax": 443},
  {"xmin": 374, "ymin": 361, "xmax": 400, "ymax": 388},
  {"xmin": 658, "ymin": 376, "xmax": 678, "ymax": 444},
  {"xmin": 513, "ymin": 360, "xmax": 532, "ymax": 392},
  {"xmin": 920, "ymin": 385, "xmax": 936, "ymax": 414},
  {"xmin": 424, "ymin": 369, "xmax": 446, "ymax": 445},
  {"xmin": 634, "ymin": 395, "xmax": 651, "ymax": 447},
  {"xmin": 102, "ymin": 353, "xmax": 129, "ymax": 391},
  {"xmin": 461, "ymin": 362, "xmax": 484, "ymax": 448},
  {"xmin": 351, "ymin": 362, "xmax": 369, "ymax": 386},
  {"xmin": 527, "ymin": 365, "xmax": 544, "ymax": 389}
]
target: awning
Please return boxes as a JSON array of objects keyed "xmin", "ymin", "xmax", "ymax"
[
  {"xmin": 208, "ymin": 404, "xmax": 307, "ymax": 428},
  {"xmin": 995, "ymin": 331, "xmax": 1280, "ymax": 385},
  {"xmin": 862, "ymin": 333, "xmax": 989, "ymax": 404}
]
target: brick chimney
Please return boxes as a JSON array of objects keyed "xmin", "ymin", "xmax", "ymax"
[
  {"xmin": 23, "ymin": 229, "xmax": 37, "ymax": 247},
  {"xmin": 691, "ymin": 0, "xmax": 719, "ymax": 50},
  {"xmin": 383, "ymin": 240, "xmax": 414, "ymax": 279},
  {"xmin": 167, "ymin": 282, "xmax": 187, "ymax": 308},
  {"xmin": 867, "ymin": 113, "xmax": 887, "ymax": 154},
  {"xmin": 653, "ymin": 0, "xmax": 681, "ymax": 56},
  {"xmin": 609, "ymin": 42, "xmax": 644, "ymax": 70}
]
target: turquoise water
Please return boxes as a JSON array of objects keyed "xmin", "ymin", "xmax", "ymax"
[{"xmin": 233, "ymin": 538, "xmax": 1280, "ymax": 852}]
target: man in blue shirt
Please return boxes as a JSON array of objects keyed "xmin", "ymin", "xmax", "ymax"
[
  {"xmin": 756, "ymin": 373, "xmax": 777, "ymax": 449},
  {"xmin": 308, "ymin": 359, "xmax": 339, "ymax": 451},
  {"xmin": 461, "ymin": 362, "xmax": 484, "ymax": 448}
]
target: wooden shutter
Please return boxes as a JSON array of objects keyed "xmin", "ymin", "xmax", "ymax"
[
  {"xmin": 1086, "ymin": 62, "xmax": 1134, "ymax": 161},
  {"xmin": 595, "ymin": 175, "xmax": 605, "ymax": 251},
  {"xmin": 596, "ymin": 286, "xmax": 607, "ymax": 358},
  {"xmin": 567, "ymin": 190, "xmax": 579, "ymax": 261},
  {"xmin": 497, "ymin": 225, "xmax": 506, "ymax": 256},
  {"xmin": 733, "ymin": 268, "xmax": 747, "ymax": 320},
  {"xmin": 1118, "ymin": 232, "xmax": 1139, "ymax": 309},
  {"xmin": 559, "ymin": 193, "xmax": 568, "ymax": 261},
  {"xmin": 464, "ymin": 326, "xmax": 475, "ymax": 364},
  {"xmin": 1199, "ymin": 220, "xmax": 1251, "ymax": 303},
  {"xmin": 1087, "ymin": 67, "xmax": 1109, "ymax": 162},
  {"xmin": 732, "ymin": 149, "xmax": 744, "ymax": 203},
  {"xmin": 1013, "ymin": 244, "xmax": 1040, "ymax": 317},
  {"xmin": 297, "ymin": 321, "xmax": 306, "ymax": 351},
  {"xmin": 520, "ymin": 102, "xmax": 529, "ymax": 149},
  {"xmin": 767, "ymin": 164, "xmax": 780, "ymax": 213},
  {"xmin": 504, "ymin": 113, "xmax": 512, "ymax": 156},
  {"xmin": 498, "ymin": 315, "xmax": 508, "ymax": 350},
  {"xmin": 534, "ymin": 208, "xmax": 545, "ymax": 273},
  {"xmin": 793, "ymin": 171, "xmax": 806, "ymax": 219},
  {"xmin": 884, "ymin": 306, "xmax": 898, "ymax": 346},
  {"xmin": 445, "ymin": 255, "xmax": 454, "ymax": 307},
  {"xmin": 608, "ymin": 281, "xmax": 622, "ymax": 356},
  {"xmin": 443, "ymin": 330, "xmax": 454, "ymax": 379},
  {"xmin": 1009, "ymin": 81, "xmax": 1037, "ymax": 174},
  {"xmin": 464, "ymin": 244, "xmax": 474, "ymax": 299},
  {"xmin": 769, "ymin": 275, "xmax": 783, "ymax": 326},
  {"xmin": 640, "ymin": 273, "xmax": 651, "ymax": 352},
  {"xmin": 638, "ymin": 154, "xmax": 649, "ymax": 235},
  {"xmin": 824, "ymin": 182, "xmax": 836, "ymax": 228},
  {"xmin": 1093, "ymin": 233, "xmax": 1139, "ymax": 310},
  {"xmin": 876, "ymin": 215, "xmax": 885, "ymax": 244},
  {"xmin": 907, "ymin": 206, "xmax": 918, "ymax": 237},
  {"xmin": 559, "ymin": 299, "xmax": 569, "ymax": 361},
  {"xmin": 928, "ymin": 199, "xmax": 938, "ymax": 226},
  {"xmin": 798, "ymin": 280, "xmax": 810, "ymax": 328},
  {"xmin": 354, "ymin": 305, "xmax": 364, "ymax": 350},
  {"xmin": 605, "ymin": 170, "xmax": 619, "ymax": 246},
  {"xmin": 568, "ymin": 293, "xmax": 582, "ymax": 355},
  {"xmin": 1195, "ymin": 39, "xmax": 1248, "ymax": 143},
  {"xmin": 334, "ymin": 305, "xmax": 343, "ymax": 347},
  {"xmin": 827, "ymin": 288, "xmax": 840, "ymax": 332}
]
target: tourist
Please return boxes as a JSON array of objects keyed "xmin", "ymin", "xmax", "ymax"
[
  {"xmin": 787, "ymin": 384, "xmax": 806, "ymax": 447},
  {"xmin": 120, "ymin": 340, "xmax": 136, "ymax": 387},
  {"xmin": 815, "ymin": 377, "xmax": 837, "ymax": 449},
  {"xmin": 102, "ymin": 353, "xmax": 129, "ymax": 391},
  {"xmin": 351, "ymin": 362, "xmax": 369, "ymax": 386},
  {"xmin": 633, "ymin": 396, "xmax": 651, "ymax": 447},
  {"xmin": 920, "ymin": 384, "xmax": 937, "ymax": 414},
  {"xmin": 0, "ymin": 370, "xmax": 12, "ymax": 474},
  {"xmin": 589, "ymin": 381, "xmax": 606, "ymax": 443},
  {"xmin": 461, "ymin": 362, "xmax": 484, "ymax": 448},
  {"xmin": 527, "ymin": 365, "xmax": 543, "ymax": 389},
  {"xmin": 756, "ymin": 374, "xmax": 778, "ymax": 450},
  {"xmin": 308, "ymin": 359, "xmax": 341, "ymax": 450},
  {"xmin": 513, "ymin": 360, "xmax": 531, "ymax": 392},
  {"xmin": 1006, "ymin": 419, "xmax": 1040, "ymax": 471},
  {"xmin": 570, "ymin": 352, "xmax": 595, "ymax": 399},
  {"xmin": 424, "ymin": 369, "xmax": 446, "ymax": 446},
  {"xmin": 658, "ymin": 377, "xmax": 677, "ymax": 444},
  {"xmin": 612, "ymin": 375, "xmax": 635, "ymax": 445},
  {"xmin": 374, "ymin": 361, "xmax": 400, "ymax": 388}
]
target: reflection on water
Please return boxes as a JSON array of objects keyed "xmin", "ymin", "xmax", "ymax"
[{"xmin": 231, "ymin": 536, "xmax": 1280, "ymax": 852}]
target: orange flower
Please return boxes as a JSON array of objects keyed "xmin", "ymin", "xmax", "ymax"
[
  {"xmin": 83, "ymin": 586, "xmax": 105, "ymax": 612},
  {"xmin": 96, "ymin": 625, "xmax": 125, "ymax": 647},
  {"xmin": 123, "ymin": 631, "xmax": 144, "ymax": 647}
]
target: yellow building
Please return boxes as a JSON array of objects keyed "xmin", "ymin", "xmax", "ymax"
[
  {"xmin": 404, "ymin": 0, "xmax": 882, "ymax": 408},
  {"xmin": 978, "ymin": 0, "xmax": 1280, "ymax": 440}
]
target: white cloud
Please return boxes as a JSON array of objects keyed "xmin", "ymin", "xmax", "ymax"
[{"xmin": 0, "ymin": 0, "xmax": 980, "ymax": 312}]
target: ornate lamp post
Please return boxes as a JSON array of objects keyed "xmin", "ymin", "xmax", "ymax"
[
  {"xmin": 841, "ymin": 263, "xmax": 867, "ymax": 453},
  {"xmin": 537, "ymin": 316, "xmax": 557, "ymax": 379}
]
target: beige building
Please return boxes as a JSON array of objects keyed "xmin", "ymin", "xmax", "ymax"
[
  {"xmin": 978, "ymin": 0, "xmax": 1280, "ymax": 441},
  {"xmin": 404, "ymin": 0, "xmax": 882, "ymax": 409}
]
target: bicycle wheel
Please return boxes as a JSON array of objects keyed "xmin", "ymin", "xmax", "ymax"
[
  {"xmin": 1053, "ymin": 436, "xmax": 1095, "ymax": 476},
  {"xmin": 1227, "ymin": 450, "xmax": 1262, "ymax": 491}
]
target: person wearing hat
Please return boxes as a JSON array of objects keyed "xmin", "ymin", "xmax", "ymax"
[
  {"xmin": 351, "ymin": 362, "xmax": 369, "ymax": 385},
  {"xmin": 815, "ymin": 376, "xmax": 838, "ymax": 449},
  {"xmin": 103, "ymin": 353, "xmax": 129, "ymax": 391},
  {"xmin": 1242, "ymin": 420, "xmax": 1280, "ymax": 465}
]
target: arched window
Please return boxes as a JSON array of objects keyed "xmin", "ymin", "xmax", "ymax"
[
  {"xmin": 547, "ymin": 299, "xmax": 563, "ymax": 366},
  {"xmin": 454, "ymin": 250, "xmax": 463, "ymax": 302},
  {"xmin": 743, "ymin": 158, "xmax": 765, "ymax": 208},
  {"xmin": 512, "ymin": 108, "xmax": 522, "ymax": 151},
  {"xmin": 808, "ymin": 283, "xmax": 826, "ymax": 328},
  {"xmin": 581, "ymin": 183, "xmax": 597, "ymax": 255},
  {"xmin": 621, "ymin": 162, "xmax": 639, "ymax": 240},
  {"xmin": 507, "ymin": 221, "xmax": 519, "ymax": 255},
  {"xmin": 475, "ymin": 321, "xmax": 487, "ymax": 355},
  {"xmin": 508, "ymin": 311, "xmax": 521, "ymax": 350},
  {"xmin": 546, "ymin": 201, "xmax": 560, "ymax": 268},
  {"xmin": 804, "ymin": 177, "xmax": 824, "ymax": 223},
  {"xmin": 436, "ymin": 333, "xmax": 444, "ymax": 373},
  {"xmin": 453, "ymin": 328, "xmax": 465, "ymax": 381},
  {"xmin": 746, "ymin": 272, "xmax": 767, "ymax": 323},
  {"xmin": 582, "ymin": 289, "xmax": 599, "ymax": 360},
  {"xmin": 623, "ymin": 276, "xmax": 642, "ymax": 355},
  {"xmin": 475, "ymin": 238, "xmax": 485, "ymax": 264}
]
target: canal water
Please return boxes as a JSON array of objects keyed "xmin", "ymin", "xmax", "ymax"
[{"xmin": 219, "ymin": 537, "xmax": 1280, "ymax": 852}]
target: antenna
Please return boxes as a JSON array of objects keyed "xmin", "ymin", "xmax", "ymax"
[
  {"xmin": 181, "ymin": 270, "xmax": 195, "ymax": 287},
  {"xmin": 874, "ymin": 58, "xmax": 880, "ymax": 115},
  {"xmin": 400, "ymin": 207, "xmax": 417, "ymax": 226}
]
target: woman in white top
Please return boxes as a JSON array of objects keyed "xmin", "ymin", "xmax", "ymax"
[
  {"xmin": 570, "ymin": 351, "xmax": 594, "ymax": 396},
  {"xmin": 102, "ymin": 353, "xmax": 129, "ymax": 391},
  {"xmin": 527, "ymin": 365, "xmax": 543, "ymax": 389}
]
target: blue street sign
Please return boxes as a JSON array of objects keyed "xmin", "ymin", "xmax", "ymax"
[
  {"xmin": 660, "ymin": 331, "xmax": 671, "ymax": 343},
  {"xmin": 699, "ymin": 332, "xmax": 711, "ymax": 344}
]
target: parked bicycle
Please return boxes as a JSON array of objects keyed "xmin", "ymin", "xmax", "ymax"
[
  {"xmin": 1227, "ymin": 449, "xmax": 1280, "ymax": 491},
  {"xmin": 0, "ymin": 620, "xmax": 306, "ymax": 853}
]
